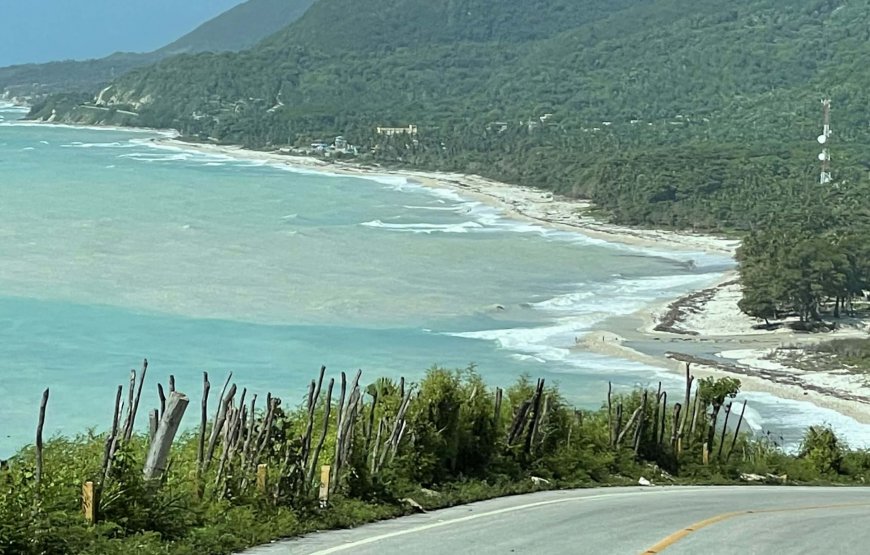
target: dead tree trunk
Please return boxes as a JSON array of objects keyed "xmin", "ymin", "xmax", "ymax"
[{"xmin": 143, "ymin": 392, "xmax": 189, "ymax": 481}]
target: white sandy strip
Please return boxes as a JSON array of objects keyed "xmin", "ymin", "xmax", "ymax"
[{"xmin": 718, "ymin": 348, "xmax": 870, "ymax": 402}]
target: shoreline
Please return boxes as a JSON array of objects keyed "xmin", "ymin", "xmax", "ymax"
[
  {"xmin": 10, "ymin": 119, "xmax": 870, "ymax": 433},
  {"xmin": 155, "ymin": 138, "xmax": 739, "ymax": 257}
]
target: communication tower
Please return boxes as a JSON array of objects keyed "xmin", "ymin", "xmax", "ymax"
[{"xmin": 817, "ymin": 99, "xmax": 832, "ymax": 184}]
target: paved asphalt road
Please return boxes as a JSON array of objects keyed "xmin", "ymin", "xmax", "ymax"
[{"xmin": 243, "ymin": 486, "xmax": 870, "ymax": 554}]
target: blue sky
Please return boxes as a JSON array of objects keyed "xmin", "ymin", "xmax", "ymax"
[{"xmin": 0, "ymin": 0, "xmax": 245, "ymax": 67}]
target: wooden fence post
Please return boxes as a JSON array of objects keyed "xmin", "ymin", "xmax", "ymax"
[
  {"xmin": 702, "ymin": 442, "xmax": 709, "ymax": 465},
  {"xmin": 319, "ymin": 465, "xmax": 331, "ymax": 507},
  {"xmin": 257, "ymin": 463, "xmax": 268, "ymax": 494},
  {"xmin": 82, "ymin": 481, "xmax": 98, "ymax": 524},
  {"xmin": 143, "ymin": 392, "xmax": 189, "ymax": 481}
]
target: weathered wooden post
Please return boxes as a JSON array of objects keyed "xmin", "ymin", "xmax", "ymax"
[
  {"xmin": 257, "ymin": 463, "xmax": 268, "ymax": 494},
  {"xmin": 143, "ymin": 392, "xmax": 189, "ymax": 481},
  {"xmin": 702, "ymin": 442, "xmax": 709, "ymax": 465},
  {"xmin": 82, "ymin": 481, "xmax": 98, "ymax": 524},
  {"xmin": 319, "ymin": 465, "xmax": 331, "ymax": 507},
  {"xmin": 35, "ymin": 388, "xmax": 49, "ymax": 489}
]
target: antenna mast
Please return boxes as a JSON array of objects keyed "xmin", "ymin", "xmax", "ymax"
[{"xmin": 818, "ymin": 98, "xmax": 832, "ymax": 184}]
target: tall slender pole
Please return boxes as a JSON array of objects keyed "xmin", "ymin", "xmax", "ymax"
[{"xmin": 818, "ymin": 98, "xmax": 832, "ymax": 185}]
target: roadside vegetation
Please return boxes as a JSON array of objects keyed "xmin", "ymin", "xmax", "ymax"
[{"xmin": 2, "ymin": 363, "xmax": 869, "ymax": 554}]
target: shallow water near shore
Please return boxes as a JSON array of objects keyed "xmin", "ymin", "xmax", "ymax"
[{"xmin": 1, "ymin": 104, "xmax": 867, "ymax": 455}]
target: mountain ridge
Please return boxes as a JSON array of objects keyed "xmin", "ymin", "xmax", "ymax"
[{"xmin": 0, "ymin": 0, "xmax": 317, "ymax": 99}]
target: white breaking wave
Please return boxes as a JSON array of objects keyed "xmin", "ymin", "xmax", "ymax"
[
  {"xmin": 739, "ymin": 391, "xmax": 870, "ymax": 451},
  {"xmin": 361, "ymin": 219, "xmax": 484, "ymax": 234},
  {"xmin": 61, "ymin": 141, "xmax": 136, "ymax": 149},
  {"xmin": 1, "ymin": 121, "xmax": 178, "ymax": 137},
  {"xmin": 402, "ymin": 205, "xmax": 467, "ymax": 212},
  {"xmin": 118, "ymin": 152, "xmax": 194, "ymax": 162}
]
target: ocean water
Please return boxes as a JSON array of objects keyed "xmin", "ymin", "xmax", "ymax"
[{"xmin": 1, "ymin": 102, "xmax": 867, "ymax": 455}]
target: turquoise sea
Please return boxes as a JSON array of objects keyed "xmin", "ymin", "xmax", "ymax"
[{"xmin": 1, "ymin": 102, "xmax": 867, "ymax": 455}]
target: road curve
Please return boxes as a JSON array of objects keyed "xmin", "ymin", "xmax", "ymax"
[{"xmin": 243, "ymin": 486, "xmax": 870, "ymax": 554}]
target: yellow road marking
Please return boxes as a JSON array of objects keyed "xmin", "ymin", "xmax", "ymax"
[{"xmin": 641, "ymin": 502, "xmax": 870, "ymax": 554}]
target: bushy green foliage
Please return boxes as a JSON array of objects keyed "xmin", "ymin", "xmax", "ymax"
[{"xmin": 1, "ymin": 367, "xmax": 867, "ymax": 554}]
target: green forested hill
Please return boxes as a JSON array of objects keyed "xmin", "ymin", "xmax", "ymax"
[
  {"xmin": 0, "ymin": 0, "xmax": 316, "ymax": 97},
  {"xmin": 31, "ymin": 0, "xmax": 870, "ymax": 322}
]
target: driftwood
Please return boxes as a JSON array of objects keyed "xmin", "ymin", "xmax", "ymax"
[{"xmin": 143, "ymin": 392, "xmax": 189, "ymax": 481}]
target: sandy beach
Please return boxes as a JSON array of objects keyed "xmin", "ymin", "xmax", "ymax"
[{"xmin": 154, "ymin": 138, "xmax": 870, "ymax": 424}]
